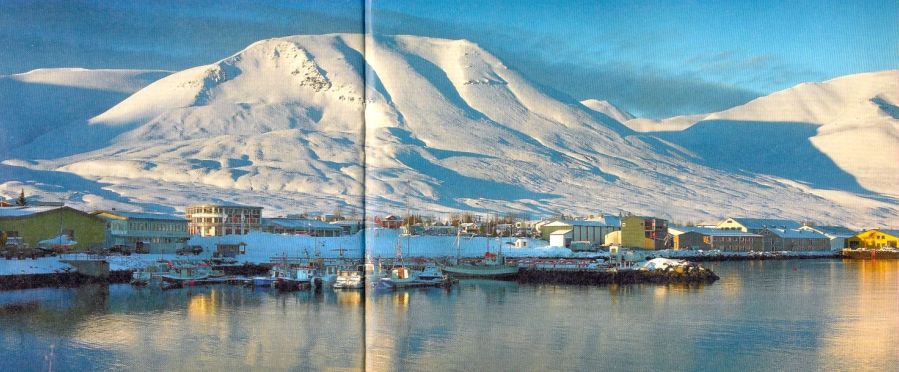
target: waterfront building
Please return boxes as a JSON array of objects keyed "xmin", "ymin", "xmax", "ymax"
[
  {"xmin": 400, "ymin": 224, "xmax": 425, "ymax": 236},
  {"xmin": 459, "ymin": 222, "xmax": 481, "ymax": 235},
  {"xmin": 846, "ymin": 229, "xmax": 899, "ymax": 249},
  {"xmin": 620, "ymin": 215, "xmax": 668, "ymax": 250},
  {"xmin": 760, "ymin": 228, "xmax": 830, "ymax": 251},
  {"xmin": 0, "ymin": 206, "xmax": 105, "ymax": 250},
  {"xmin": 376, "ymin": 215, "xmax": 402, "ymax": 229},
  {"xmin": 92, "ymin": 210, "xmax": 189, "ymax": 253},
  {"xmin": 424, "ymin": 223, "xmax": 457, "ymax": 236},
  {"xmin": 549, "ymin": 229, "xmax": 572, "ymax": 247},
  {"xmin": 798, "ymin": 225, "xmax": 856, "ymax": 250},
  {"xmin": 185, "ymin": 204, "xmax": 262, "ymax": 237},
  {"xmin": 668, "ymin": 226, "xmax": 763, "ymax": 252},
  {"xmin": 331, "ymin": 220, "xmax": 364, "ymax": 235},
  {"xmin": 540, "ymin": 220, "xmax": 618, "ymax": 245},
  {"xmin": 261, "ymin": 218, "xmax": 343, "ymax": 237}
]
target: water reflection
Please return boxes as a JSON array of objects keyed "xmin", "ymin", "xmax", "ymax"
[
  {"xmin": 367, "ymin": 260, "xmax": 899, "ymax": 372},
  {"xmin": 0, "ymin": 260, "xmax": 897, "ymax": 371},
  {"xmin": 0, "ymin": 285, "xmax": 364, "ymax": 371}
]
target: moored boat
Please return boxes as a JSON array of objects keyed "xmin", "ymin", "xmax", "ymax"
[
  {"xmin": 442, "ymin": 232, "xmax": 519, "ymax": 280},
  {"xmin": 159, "ymin": 261, "xmax": 211, "ymax": 285},
  {"xmin": 333, "ymin": 269, "xmax": 365, "ymax": 289},
  {"xmin": 273, "ymin": 266, "xmax": 316, "ymax": 291}
]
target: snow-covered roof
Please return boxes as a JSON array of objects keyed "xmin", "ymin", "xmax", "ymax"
[
  {"xmin": 189, "ymin": 203, "xmax": 262, "ymax": 209},
  {"xmin": 330, "ymin": 220, "xmax": 362, "ymax": 226},
  {"xmin": 727, "ymin": 218, "xmax": 802, "ymax": 230},
  {"xmin": 0, "ymin": 206, "xmax": 65, "ymax": 217},
  {"xmin": 766, "ymin": 228, "xmax": 827, "ymax": 239},
  {"xmin": 799, "ymin": 225, "xmax": 856, "ymax": 237},
  {"xmin": 262, "ymin": 218, "xmax": 342, "ymax": 230},
  {"xmin": 95, "ymin": 210, "xmax": 187, "ymax": 222},
  {"xmin": 547, "ymin": 220, "xmax": 610, "ymax": 227},
  {"xmin": 550, "ymin": 229, "xmax": 573, "ymax": 236},
  {"xmin": 669, "ymin": 226, "xmax": 761, "ymax": 237}
]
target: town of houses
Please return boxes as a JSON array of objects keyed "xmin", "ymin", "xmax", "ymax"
[{"xmin": 1, "ymin": 193, "xmax": 897, "ymax": 256}]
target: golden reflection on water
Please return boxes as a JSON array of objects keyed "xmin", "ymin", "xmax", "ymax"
[
  {"xmin": 187, "ymin": 290, "xmax": 218, "ymax": 319},
  {"xmin": 819, "ymin": 260, "xmax": 899, "ymax": 369},
  {"xmin": 335, "ymin": 290, "xmax": 362, "ymax": 306}
]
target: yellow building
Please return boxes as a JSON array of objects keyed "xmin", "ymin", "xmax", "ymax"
[
  {"xmin": 620, "ymin": 215, "xmax": 668, "ymax": 250},
  {"xmin": 847, "ymin": 229, "xmax": 899, "ymax": 249}
]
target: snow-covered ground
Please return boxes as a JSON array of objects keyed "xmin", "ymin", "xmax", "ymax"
[
  {"xmin": 0, "ymin": 228, "xmax": 582, "ymax": 276},
  {"xmin": 0, "ymin": 226, "xmax": 847, "ymax": 277}
]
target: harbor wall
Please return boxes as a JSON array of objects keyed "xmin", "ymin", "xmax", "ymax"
[
  {"xmin": 0, "ymin": 270, "xmax": 131, "ymax": 290},
  {"xmin": 517, "ymin": 268, "xmax": 719, "ymax": 285}
]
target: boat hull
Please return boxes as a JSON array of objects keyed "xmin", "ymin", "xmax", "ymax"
[
  {"xmin": 377, "ymin": 278, "xmax": 451, "ymax": 289},
  {"xmin": 442, "ymin": 265, "xmax": 519, "ymax": 280}
]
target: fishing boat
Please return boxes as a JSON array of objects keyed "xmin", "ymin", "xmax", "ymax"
[
  {"xmin": 130, "ymin": 260, "xmax": 171, "ymax": 286},
  {"xmin": 159, "ymin": 261, "xmax": 212, "ymax": 285},
  {"xmin": 442, "ymin": 232, "xmax": 519, "ymax": 280},
  {"xmin": 273, "ymin": 266, "xmax": 316, "ymax": 291},
  {"xmin": 416, "ymin": 263, "xmax": 446, "ymax": 281},
  {"xmin": 333, "ymin": 269, "xmax": 364, "ymax": 289},
  {"xmin": 377, "ymin": 266, "xmax": 450, "ymax": 289},
  {"xmin": 376, "ymin": 239, "xmax": 450, "ymax": 289}
]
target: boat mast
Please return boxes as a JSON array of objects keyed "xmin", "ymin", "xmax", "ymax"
[{"xmin": 455, "ymin": 228, "xmax": 461, "ymax": 262}]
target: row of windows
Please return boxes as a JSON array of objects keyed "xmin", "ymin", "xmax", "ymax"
[
  {"xmin": 186, "ymin": 207, "xmax": 261, "ymax": 216},
  {"xmin": 190, "ymin": 217, "xmax": 260, "ymax": 224}
]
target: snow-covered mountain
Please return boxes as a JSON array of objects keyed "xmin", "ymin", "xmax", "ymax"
[{"xmin": 1, "ymin": 34, "xmax": 897, "ymax": 226}]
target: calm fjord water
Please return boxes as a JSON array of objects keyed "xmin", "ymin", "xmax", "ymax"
[{"xmin": 2, "ymin": 259, "xmax": 897, "ymax": 371}]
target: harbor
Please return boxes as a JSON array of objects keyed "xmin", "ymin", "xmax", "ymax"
[{"xmin": 1, "ymin": 259, "xmax": 896, "ymax": 371}]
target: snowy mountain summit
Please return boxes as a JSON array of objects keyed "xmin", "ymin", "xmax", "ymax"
[{"xmin": 1, "ymin": 34, "xmax": 897, "ymax": 226}]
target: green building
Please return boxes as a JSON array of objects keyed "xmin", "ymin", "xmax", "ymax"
[
  {"xmin": 93, "ymin": 210, "xmax": 190, "ymax": 253},
  {"xmin": 0, "ymin": 206, "xmax": 106, "ymax": 250}
]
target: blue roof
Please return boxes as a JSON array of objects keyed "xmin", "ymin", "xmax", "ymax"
[
  {"xmin": 263, "ymin": 218, "xmax": 342, "ymax": 230},
  {"xmin": 766, "ymin": 228, "xmax": 827, "ymax": 239},
  {"xmin": 98, "ymin": 210, "xmax": 187, "ymax": 221}
]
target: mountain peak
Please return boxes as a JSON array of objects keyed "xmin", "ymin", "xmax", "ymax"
[{"xmin": 580, "ymin": 99, "xmax": 634, "ymax": 123}]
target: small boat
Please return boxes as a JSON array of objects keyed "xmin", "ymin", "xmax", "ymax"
[
  {"xmin": 248, "ymin": 276, "xmax": 275, "ymax": 287},
  {"xmin": 416, "ymin": 263, "xmax": 446, "ymax": 281},
  {"xmin": 377, "ymin": 266, "xmax": 451, "ymax": 289},
  {"xmin": 130, "ymin": 271, "xmax": 152, "ymax": 286},
  {"xmin": 333, "ymin": 269, "xmax": 364, "ymax": 289},
  {"xmin": 273, "ymin": 266, "xmax": 316, "ymax": 291},
  {"xmin": 442, "ymin": 233, "xmax": 519, "ymax": 280},
  {"xmin": 159, "ymin": 261, "xmax": 211, "ymax": 285}
]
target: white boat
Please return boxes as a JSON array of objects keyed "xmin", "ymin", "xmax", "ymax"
[
  {"xmin": 333, "ymin": 270, "xmax": 364, "ymax": 289},
  {"xmin": 377, "ymin": 266, "xmax": 451, "ymax": 289},
  {"xmin": 416, "ymin": 263, "xmax": 447, "ymax": 281}
]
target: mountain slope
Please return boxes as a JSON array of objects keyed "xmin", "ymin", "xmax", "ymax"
[
  {"xmin": 652, "ymin": 71, "xmax": 899, "ymax": 197},
  {"xmin": 580, "ymin": 99, "xmax": 635, "ymax": 123},
  {"xmin": 0, "ymin": 68, "xmax": 170, "ymax": 156},
  {"xmin": 2, "ymin": 34, "xmax": 897, "ymax": 226}
]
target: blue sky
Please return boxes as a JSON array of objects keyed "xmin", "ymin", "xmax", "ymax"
[{"xmin": 1, "ymin": 1, "xmax": 895, "ymax": 118}]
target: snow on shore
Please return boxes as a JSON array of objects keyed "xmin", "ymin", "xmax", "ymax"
[{"xmin": 0, "ymin": 228, "xmax": 841, "ymax": 277}]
